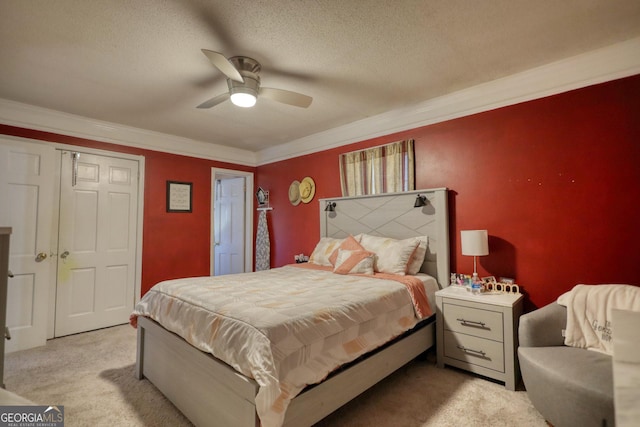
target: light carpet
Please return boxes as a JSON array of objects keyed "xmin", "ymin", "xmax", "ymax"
[{"xmin": 5, "ymin": 324, "xmax": 546, "ymax": 426}]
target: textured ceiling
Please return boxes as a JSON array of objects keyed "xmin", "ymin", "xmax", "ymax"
[{"xmin": 1, "ymin": 0, "xmax": 639, "ymax": 152}]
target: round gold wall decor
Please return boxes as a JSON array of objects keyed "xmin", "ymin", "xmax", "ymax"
[
  {"xmin": 299, "ymin": 177, "xmax": 316, "ymax": 203},
  {"xmin": 288, "ymin": 180, "xmax": 301, "ymax": 205}
]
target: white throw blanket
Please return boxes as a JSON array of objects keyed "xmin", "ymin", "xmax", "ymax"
[{"xmin": 557, "ymin": 284, "xmax": 640, "ymax": 355}]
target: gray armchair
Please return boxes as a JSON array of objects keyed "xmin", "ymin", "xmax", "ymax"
[{"xmin": 518, "ymin": 302, "xmax": 614, "ymax": 427}]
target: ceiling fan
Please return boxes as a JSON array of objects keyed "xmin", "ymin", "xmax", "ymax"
[{"xmin": 197, "ymin": 49, "xmax": 313, "ymax": 109}]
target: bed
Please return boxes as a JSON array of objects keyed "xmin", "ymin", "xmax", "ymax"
[{"xmin": 133, "ymin": 188, "xmax": 450, "ymax": 427}]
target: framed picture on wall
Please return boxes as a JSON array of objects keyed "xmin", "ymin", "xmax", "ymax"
[{"xmin": 166, "ymin": 181, "xmax": 192, "ymax": 213}]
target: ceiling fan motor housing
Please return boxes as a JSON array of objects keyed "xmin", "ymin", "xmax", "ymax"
[
  {"xmin": 227, "ymin": 74, "xmax": 260, "ymax": 97},
  {"xmin": 227, "ymin": 56, "xmax": 261, "ymax": 103}
]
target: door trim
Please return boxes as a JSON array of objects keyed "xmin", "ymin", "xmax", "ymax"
[
  {"xmin": 211, "ymin": 168, "xmax": 254, "ymax": 275},
  {"xmin": 47, "ymin": 143, "xmax": 145, "ymax": 339}
]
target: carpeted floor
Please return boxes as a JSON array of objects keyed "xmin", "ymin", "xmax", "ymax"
[{"xmin": 4, "ymin": 324, "xmax": 546, "ymax": 426}]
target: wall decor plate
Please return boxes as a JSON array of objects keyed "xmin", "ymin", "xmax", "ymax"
[
  {"xmin": 299, "ymin": 177, "xmax": 316, "ymax": 203},
  {"xmin": 288, "ymin": 180, "xmax": 301, "ymax": 206}
]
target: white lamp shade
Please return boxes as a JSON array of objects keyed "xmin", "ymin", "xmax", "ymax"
[{"xmin": 461, "ymin": 230, "xmax": 489, "ymax": 256}]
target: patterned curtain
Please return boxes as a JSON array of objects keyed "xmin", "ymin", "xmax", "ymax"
[
  {"xmin": 339, "ymin": 139, "xmax": 415, "ymax": 196},
  {"xmin": 255, "ymin": 210, "xmax": 270, "ymax": 271}
]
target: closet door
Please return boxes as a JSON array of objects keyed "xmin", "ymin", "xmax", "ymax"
[
  {"xmin": 54, "ymin": 151, "xmax": 139, "ymax": 336},
  {"xmin": 0, "ymin": 138, "xmax": 55, "ymax": 352}
]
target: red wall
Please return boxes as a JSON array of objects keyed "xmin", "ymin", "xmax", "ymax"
[
  {"xmin": 257, "ymin": 75, "xmax": 640, "ymax": 309},
  {"xmin": 3, "ymin": 74, "xmax": 639, "ymax": 308},
  {"xmin": 0, "ymin": 124, "xmax": 255, "ymax": 295}
]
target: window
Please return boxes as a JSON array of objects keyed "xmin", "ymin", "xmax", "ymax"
[{"xmin": 339, "ymin": 139, "xmax": 415, "ymax": 196}]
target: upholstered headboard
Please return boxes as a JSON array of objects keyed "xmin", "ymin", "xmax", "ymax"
[{"xmin": 319, "ymin": 188, "xmax": 450, "ymax": 288}]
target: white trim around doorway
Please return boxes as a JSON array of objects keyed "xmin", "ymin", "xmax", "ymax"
[{"xmin": 210, "ymin": 168, "xmax": 254, "ymax": 275}]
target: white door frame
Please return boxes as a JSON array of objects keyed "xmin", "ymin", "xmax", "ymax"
[
  {"xmin": 48, "ymin": 143, "xmax": 145, "ymax": 339},
  {"xmin": 211, "ymin": 168, "xmax": 254, "ymax": 275}
]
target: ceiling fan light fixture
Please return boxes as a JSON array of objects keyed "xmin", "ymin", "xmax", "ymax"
[
  {"xmin": 230, "ymin": 92, "xmax": 257, "ymax": 108},
  {"xmin": 228, "ymin": 74, "xmax": 260, "ymax": 108}
]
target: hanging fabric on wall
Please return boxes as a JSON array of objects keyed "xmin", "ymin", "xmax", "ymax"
[
  {"xmin": 255, "ymin": 209, "xmax": 271, "ymax": 271},
  {"xmin": 339, "ymin": 139, "xmax": 415, "ymax": 196}
]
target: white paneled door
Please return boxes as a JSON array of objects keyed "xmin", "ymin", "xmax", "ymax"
[
  {"xmin": 54, "ymin": 151, "xmax": 138, "ymax": 336},
  {"xmin": 1, "ymin": 138, "xmax": 141, "ymax": 351},
  {"xmin": 0, "ymin": 139, "xmax": 55, "ymax": 353},
  {"xmin": 214, "ymin": 177, "xmax": 245, "ymax": 276}
]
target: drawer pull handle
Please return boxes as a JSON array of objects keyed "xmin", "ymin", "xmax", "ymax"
[
  {"xmin": 457, "ymin": 345, "xmax": 486, "ymax": 357},
  {"xmin": 456, "ymin": 318, "xmax": 486, "ymax": 328}
]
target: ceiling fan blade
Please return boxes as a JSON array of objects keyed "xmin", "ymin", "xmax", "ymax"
[
  {"xmin": 260, "ymin": 87, "xmax": 313, "ymax": 108},
  {"xmin": 201, "ymin": 49, "xmax": 244, "ymax": 83},
  {"xmin": 196, "ymin": 93, "xmax": 230, "ymax": 109}
]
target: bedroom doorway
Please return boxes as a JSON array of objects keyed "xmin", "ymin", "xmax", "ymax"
[{"xmin": 211, "ymin": 168, "xmax": 254, "ymax": 276}]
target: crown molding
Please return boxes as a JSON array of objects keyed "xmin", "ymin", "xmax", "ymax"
[
  {"xmin": 1, "ymin": 37, "xmax": 638, "ymax": 168},
  {"xmin": 0, "ymin": 99, "xmax": 257, "ymax": 167},
  {"xmin": 256, "ymin": 36, "xmax": 640, "ymax": 165}
]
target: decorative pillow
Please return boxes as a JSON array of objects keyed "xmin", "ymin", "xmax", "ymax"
[
  {"xmin": 333, "ymin": 249, "xmax": 375, "ymax": 275},
  {"xmin": 406, "ymin": 236, "xmax": 428, "ymax": 275},
  {"xmin": 328, "ymin": 234, "xmax": 364, "ymax": 266},
  {"xmin": 308, "ymin": 237, "xmax": 344, "ymax": 266},
  {"xmin": 359, "ymin": 234, "xmax": 420, "ymax": 275}
]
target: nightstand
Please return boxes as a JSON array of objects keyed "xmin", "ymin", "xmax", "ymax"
[{"xmin": 435, "ymin": 286, "xmax": 524, "ymax": 390}]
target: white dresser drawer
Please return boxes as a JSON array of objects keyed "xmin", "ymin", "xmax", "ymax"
[
  {"xmin": 443, "ymin": 302, "xmax": 504, "ymax": 342},
  {"xmin": 443, "ymin": 330, "xmax": 505, "ymax": 373}
]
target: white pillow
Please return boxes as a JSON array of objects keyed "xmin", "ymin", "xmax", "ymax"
[
  {"xmin": 333, "ymin": 249, "xmax": 375, "ymax": 275},
  {"xmin": 359, "ymin": 234, "xmax": 420, "ymax": 275},
  {"xmin": 308, "ymin": 237, "xmax": 344, "ymax": 266},
  {"xmin": 406, "ymin": 236, "xmax": 428, "ymax": 275}
]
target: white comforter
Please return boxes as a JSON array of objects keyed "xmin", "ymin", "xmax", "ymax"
[{"xmin": 131, "ymin": 264, "xmax": 435, "ymax": 427}]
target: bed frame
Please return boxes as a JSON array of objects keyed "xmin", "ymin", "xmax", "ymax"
[{"xmin": 136, "ymin": 188, "xmax": 450, "ymax": 426}]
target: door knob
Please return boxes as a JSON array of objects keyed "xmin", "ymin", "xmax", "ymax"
[
  {"xmin": 60, "ymin": 251, "xmax": 70, "ymax": 259},
  {"xmin": 35, "ymin": 252, "xmax": 48, "ymax": 262}
]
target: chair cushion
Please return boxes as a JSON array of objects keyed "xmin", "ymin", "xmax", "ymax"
[{"xmin": 519, "ymin": 346, "xmax": 614, "ymax": 427}]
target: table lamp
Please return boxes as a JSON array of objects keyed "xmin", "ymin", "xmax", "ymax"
[{"xmin": 461, "ymin": 230, "xmax": 489, "ymax": 280}]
